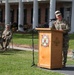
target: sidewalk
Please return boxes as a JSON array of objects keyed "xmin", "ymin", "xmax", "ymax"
[
  {"xmin": 10, "ymin": 45, "xmax": 38, "ymax": 52},
  {"xmin": 10, "ymin": 45, "xmax": 73, "ymax": 58},
  {"xmin": 51, "ymin": 65, "xmax": 74, "ymax": 75}
]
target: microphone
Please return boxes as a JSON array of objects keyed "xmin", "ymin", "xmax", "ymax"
[{"xmin": 50, "ymin": 18, "xmax": 56, "ymax": 21}]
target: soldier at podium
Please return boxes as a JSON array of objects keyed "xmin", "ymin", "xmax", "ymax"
[{"xmin": 52, "ymin": 10, "xmax": 71, "ymax": 67}]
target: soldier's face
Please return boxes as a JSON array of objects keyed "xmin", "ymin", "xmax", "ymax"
[
  {"xmin": 6, "ymin": 26, "xmax": 10, "ymax": 30},
  {"xmin": 56, "ymin": 15, "xmax": 62, "ymax": 21}
]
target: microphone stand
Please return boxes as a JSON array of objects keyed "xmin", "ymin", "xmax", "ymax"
[
  {"xmin": 49, "ymin": 18, "xmax": 56, "ymax": 22},
  {"xmin": 31, "ymin": 29, "xmax": 35, "ymax": 67}
]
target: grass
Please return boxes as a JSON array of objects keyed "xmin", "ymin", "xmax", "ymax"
[
  {"xmin": 12, "ymin": 33, "xmax": 38, "ymax": 45},
  {"xmin": 67, "ymin": 57, "xmax": 74, "ymax": 65},
  {"xmin": 69, "ymin": 33, "xmax": 74, "ymax": 50},
  {"xmin": 0, "ymin": 33, "xmax": 74, "ymax": 75},
  {"xmin": 12, "ymin": 33, "xmax": 74, "ymax": 50},
  {"xmin": 0, "ymin": 50, "xmax": 64, "ymax": 75}
]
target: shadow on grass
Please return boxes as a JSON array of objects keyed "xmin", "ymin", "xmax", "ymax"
[
  {"xmin": 69, "ymin": 34, "xmax": 74, "ymax": 40},
  {"xmin": 13, "ymin": 33, "xmax": 38, "ymax": 39},
  {"xmin": 0, "ymin": 49, "xmax": 26, "ymax": 55}
]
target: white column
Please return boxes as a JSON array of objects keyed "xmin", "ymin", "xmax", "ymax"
[
  {"xmin": 18, "ymin": 0, "xmax": 24, "ymax": 31},
  {"xmin": 71, "ymin": 0, "xmax": 74, "ymax": 33},
  {"xmin": 49, "ymin": 0, "xmax": 56, "ymax": 27},
  {"xmin": 33, "ymin": 0, "xmax": 38, "ymax": 29},
  {"xmin": 5, "ymin": 0, "xmax": 10, "ymax": 25}
]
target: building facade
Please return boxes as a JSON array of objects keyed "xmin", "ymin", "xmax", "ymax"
[{"xmin": 0, "ymin": 0, "xmax": 74, "ymax": 32}]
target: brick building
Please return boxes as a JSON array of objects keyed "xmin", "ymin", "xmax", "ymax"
[{"xmin": 0, "ymin": 0, "xmax": 74, "ymax": 32}]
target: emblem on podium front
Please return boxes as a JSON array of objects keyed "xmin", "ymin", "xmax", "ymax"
[
  {"xmin": 53, "ymin": 37, "xmax": 60, "ymax": 46},
  {"xmin": 41, "ymin": 34, "xmax": 49, "ymax": 47}
]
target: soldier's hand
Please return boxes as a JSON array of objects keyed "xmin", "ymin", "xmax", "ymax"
[{"xmin": 63, "ymin": 31, "xmax": 67, "ymax": 33}]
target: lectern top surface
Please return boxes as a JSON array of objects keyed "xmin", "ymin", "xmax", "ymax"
[{"xmin": 35, "ymin": 28, "xmax": 63, "ymax": 33}]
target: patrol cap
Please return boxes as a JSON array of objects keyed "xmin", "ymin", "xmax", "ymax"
[
  {"xmin": 5, "ymin": 24, "xmax": 10, "ymax": 28},
  {"xmin": 55, "ymin": 10, "xmax": 60, "ymax": 14},
  {"xmin": 56, "ymin": 13, "xmax": 61, "ymax": 16},
  {"xmin": 6, "ymin": 24, "xmax": 10, "ymax": 26},
  {"xmin": 55, "ymin": 10, "xmax": 62, "ymax": 16}
]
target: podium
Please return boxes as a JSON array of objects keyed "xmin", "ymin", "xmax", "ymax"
[{"xmin": 36, "ymin": 28, "xmax": 63, "ymax": 69}]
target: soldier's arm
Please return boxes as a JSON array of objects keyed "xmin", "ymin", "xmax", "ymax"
[
  {"xmin": 63, "ymin": 21, "xmax": 71, "ymax": 33},
  {"xmin": 51, "ymin": 21, "xmax": 56, "ymax": 29},
  {"xmin": 2, "ymin": 30, "xmax": 5, "ymax": 38},
  {"xmin": 8, "ymin": 31, "xmax": 12, "ymax": 39}
]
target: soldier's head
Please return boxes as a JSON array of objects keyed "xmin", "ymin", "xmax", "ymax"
[
  {"xmin": 55, "ymin": 10, "xmax": 62, "ymax": 21},
  {"xmin": 5, "ymin": 24, "xmax": 10, "ymax": 30}
]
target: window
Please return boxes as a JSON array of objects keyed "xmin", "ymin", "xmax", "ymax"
[
  {"xmin": 0, "ymin": 9, "xmax": 3, "ymax": 22},
  {"xmin": 45, "ymin": 8, "xmax": 49, "ymax": 23},
  {"xmin": 17, "ymin": 9, "xmax": 18, "ymax": 24},
  {"xmin": 31, "ymin": 8, "xmax": 41, "ymax": 24},
  {"xmin": 24, "ymin": 9, "xmax": 27, "ymax": 24},
  {"xmin": 60, "ymin": 8, "xmax": 64, "ymax": 17},
  {"xmin": 10, "ymin": 9, "xmax": 14, "ymax": 23},
  {"xmin": 38, "ymin": 8, "xmax": 41, "ymax": 24},
  {"xmin": 31, "ymin": 8, "xmax": 33, "ymax": 24}
]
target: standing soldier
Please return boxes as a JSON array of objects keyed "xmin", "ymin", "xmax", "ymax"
[
  {"xmin": 1, "ymin": 24, "xmax": 12, "ymax": 50},
  {"xmin": 52, "ymin": 10, "xmax": 70, "ymax": 67}
]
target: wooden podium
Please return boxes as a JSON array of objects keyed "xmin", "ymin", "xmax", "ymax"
[{"xmin": 36, "ymin": 28, "xmax": 63, "ymax": 69}]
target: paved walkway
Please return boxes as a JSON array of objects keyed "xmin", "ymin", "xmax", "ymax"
[
  {"xmin": 10, "ymin": 45, "xmax": 38, "ymax": 52},
  {"xmin": 10, "ymin": 45, "xmax": 73, "ymax": 57},
  {"xmin": 51, "ymin": 65, "xmax": 74, "ymax": 75}
]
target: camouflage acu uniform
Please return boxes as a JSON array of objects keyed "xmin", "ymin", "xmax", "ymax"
[
  {"xmin": 1, "ymin": 29, "xmax": 12, "ymax": 50},
  {"xmin": 52, "ymin": 19, "xmax": 70, "ymax": 66}
]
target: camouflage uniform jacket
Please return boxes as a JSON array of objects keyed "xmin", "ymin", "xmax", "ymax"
[
  {"xmin": 52, "ymin": 19, "xmax": 71, "ymax": 49},
  {"xmin": 52, "ymin": 19, "xmax": 71, "ymax": 64},
  {"xmin": 2, "ymin": 29, "xmax": 12, "ymax": 40},
  {"xmin": 52, "ymin": 19, "xmax": 70, "ymax": 33}
]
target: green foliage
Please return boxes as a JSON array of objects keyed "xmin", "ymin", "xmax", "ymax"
[
  {"xmin": 69, "ymin": 34, "xmax": 74, "ymax": 50},
  {"xmin": 69, "ymin": 33, "xmax": 74, "ymax": 39},
  {"xmin": 67, "ymin": 57, "xmax": 74, "ymax": 65}
]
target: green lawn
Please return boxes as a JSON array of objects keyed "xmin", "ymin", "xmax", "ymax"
[
  {"xmin": 0, "ymin": 50, "xmax": 64, "ymax": 75},
  {"xmin": 13, "ymin": 33, "xmax": 74, "ymax": 50},
  {"xmin": 69, "ymin": 33, "xmax": 74, "ymax": 50},
  {"xmin": 12, "ymin": 33, "xmax": 38, "ymax": 45},
  {"xmin": 0, "ymin": 33, "xmax": 74, "ymax": 75}
]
